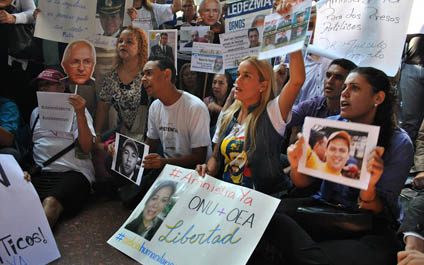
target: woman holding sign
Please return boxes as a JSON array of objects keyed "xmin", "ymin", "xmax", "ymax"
[
  {"xmin": 196, "ymin": 50, "xmax": 305, "ymax": 195},
  {"xmin": 285, "ymin": 67, "xmax": 414, "ymax": 264},
  {"xmin": 125, "ymin": 181, "xmax": 177, "ymax": 240}
]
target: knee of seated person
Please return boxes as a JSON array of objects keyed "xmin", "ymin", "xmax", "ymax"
[{"xmin": 43, "ymin": 196, "xmax": 63, "ymax": 209}]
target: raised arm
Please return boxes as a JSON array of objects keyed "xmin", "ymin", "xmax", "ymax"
[{"xmin": 278, "ymin": 50, "xmax": 305, "ymax": 122}]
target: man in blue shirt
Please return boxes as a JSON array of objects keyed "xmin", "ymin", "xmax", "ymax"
[{"xmin": 0, "ymin": 97, "xmax": 21, "ymax": 162}]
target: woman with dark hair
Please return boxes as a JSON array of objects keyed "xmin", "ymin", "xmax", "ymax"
[
  {"xmin": 125, "ymin": 180, "xmax": 177, "ymax": 240},
  {"xmin": 285, "ymin": 67, "xmax": 414, "ymax": 264},
  {"xmin": 95, "ymin": 26, "xmax": 149, "ymax": 144},
  {"xmin": 203, "ymin": 73, "xmax": 233, "ymax": 134},
  {"xmin": 179, "ymin": 63, "xmax": 202, "ymax": 98}
]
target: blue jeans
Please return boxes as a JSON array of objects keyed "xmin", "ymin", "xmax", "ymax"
[{"xmin": 399, "ymin": 63, "xmax": 424, "ymax": 143}]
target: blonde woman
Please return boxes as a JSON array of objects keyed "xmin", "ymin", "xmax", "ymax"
[
  {"xmin": 95, "ymin": 26, "xmax": 149, "ymax": 146},
  {"xmin": 196, "ymin": 51, "xmax": 305, "ymax": 195}
]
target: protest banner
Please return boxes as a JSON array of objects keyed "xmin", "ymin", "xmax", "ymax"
[
  {"xmin": 225, "ymin": 0, "xmax": 273, "ymax": 33},
  {"xmin": 108, "ymin": 164, "xmax": 280, "ymax": 265},
  {"xmin": 36, "ymin": 91, "xmax": 74, "ymax": 132},
  {"xmin": 313, "ymin": 0, "xmax": 414, "ymax": 76},
  {"xmin": 298, "ymin": 117, "xmax": 380, "ymax": 190},
  {"xmin": 112, "ymin": 133, "xmax": 149, "ymax": 186},
  {"xmin": 259, "ymin": 0, "xmax": 312, "ymax": 60},
  {"xmin": 35, "ymin": 0, "xmax": 132, "ymax": 48},
  {"xmin": 148, "ymin": 30, "xmax": 178, "ymax": 69},
  {"xmin": 179, "ymin": 26, "xmax": 211, "ymax": 53},
  {"xmin": 219, "ymin": 29, "xmax": 260, "ymax": 69},
  {"xmin": 0, "ymin": 155, "xmax": 60, "ymax": 265},
  {"xmin": 191, "ymin": 42, "xmax": 225, "ymax": 74}
]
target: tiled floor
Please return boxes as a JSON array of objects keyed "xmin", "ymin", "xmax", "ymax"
[{"xmin": 50, "ymin": 195, "xmax": 136, "ymax": 265}]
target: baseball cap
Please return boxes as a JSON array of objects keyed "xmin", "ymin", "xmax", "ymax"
[
  {"xmin": 122, "ymin": 138, "xmax": 139, "ymax": 157},
  {"xmin": 327, "ymin": 130, "xmax": 352, "ymax": 150},
  {"xmin": 34, "ymin": 69, "xmax": 65, "ymax": 83}
]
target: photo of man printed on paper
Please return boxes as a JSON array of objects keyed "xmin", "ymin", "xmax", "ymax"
[
  {"xmin": 305, "ymin": 127, "xmax": 368, "ymax": 180},
  {"xmin": 96, "ymin": 0, "xmax": 125, "ymax": 37},
  {"xmin": 114, "ymin": 135, "xmax": 144, "ymax": 183}
]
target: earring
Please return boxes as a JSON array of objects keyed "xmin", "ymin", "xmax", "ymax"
[{"xmin": 374, "ymin": 104, "xmax": 378, "ymax": 107}]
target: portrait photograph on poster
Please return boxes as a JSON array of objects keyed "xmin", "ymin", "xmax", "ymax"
[
  {"xmin": 112, "ymin": 133, "xmax": 149, "ymax": 185},
  {"xmin": 123, "ymin": 179, "xmax": 181, "ymax": 241},
  {"xmin": 298, "ymin": 117, "xmax": 380, "ymax": 190},
  {"xmin": 179, "ymin": 26, "xmax": 211, "ymax": 53},
  {"xmin": 148, "ymin": 29, "xmax": 178, "ymax": 69}
]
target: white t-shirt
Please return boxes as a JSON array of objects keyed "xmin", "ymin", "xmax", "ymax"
[
  {"xmin": 30, "ymin": 108, "xmax": 96, "ymax": 184},
  {"xmin": 133, "ymin": 3, "xmax": 174, "ymax": 32},
  {"xmin": 147, "ymin": 91, "xmax": 211, "ymax": 159},
  {"xmin": 213, "ymin": 96, "xmax": 290, "ymax": 143}
]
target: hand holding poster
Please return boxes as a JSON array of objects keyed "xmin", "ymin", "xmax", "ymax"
[
  {"xmin": 108, "ymin": 165, "xmax": 280, "ymax": 265},
  {"xmin": 259, "ymin": 0, "xmax": 312, "ymax": 60},
  {"xmin": 191, "ymin": 42, "xmax": 225, "ymax": 74},
  {"xmin": 36, "ymin": 91, "xmax": 74, "ymax": 132},
  {"xmin": 0, "ymin": 155, "xmax": 60, "ymax": 265},
  {"xmin": 313, "ymin": 0, "xmax": 414, "ymax": 76},
  {"xmin": 297, "ymin": 117, "xmax": 380, "ymax": 190},
  {"xmin": 112, "ymin": 133, "xmax": 149, "ymax": 186}
]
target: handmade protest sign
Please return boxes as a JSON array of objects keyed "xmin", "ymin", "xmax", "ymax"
[
  {"xmin": 225, "ymin": 0, "xmax": 273, "ymax": 33},
  {"xmin": 298, "ymin": 117, "xmax": 380, "ymax": 190},
  {"xmin": 259, "ymin": 0, "xmax": 312, "ymax": 60},
  {"xmin": 112, "ymin": 133, "xmax": 149, "ymax": 186},
  {"xmin": 191, "ymin": 42, "xmax": 225, "ymax": 74},
  {"xmin": 35, "ymin": 0, "xmax": 132, "ymax": 48},
  {"xmin": 0, "ymin": 155, "xmax": 60, "ymax": 265},
  {"xmin": 36, "ymin": 91, "xmax": 74, "ymax": 132},
  {"xmin": 108, "ymin": 165, "xmax": 280, "ymax": 265},
  {"xmin": 148, "ymin": 29, "xmax": 178, "ymax": 69},
  {"xmin": 313, "ymin": 0, "xmax": 413, "ymax": 76}
]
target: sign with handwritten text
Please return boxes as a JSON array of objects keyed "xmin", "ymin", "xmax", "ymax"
[
  {"xmin": 36, "ymin": 92, "xmax": 74, "ymax": 132},
  {"xmin": 108, "ymin": 165, "xmax": 280, "ymax": 265},
  {"xmin": 0, "ymin": 155, "xmax": 60, "ymax": 265},
  {"xmin": 313, "ymin": 0, "xmax": 413, "ymax": 76},
  {"xmin": 35, "ymin": 0, "xmax": 132, "ymax": 48}
]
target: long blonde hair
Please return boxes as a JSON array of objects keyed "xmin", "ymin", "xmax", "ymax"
[
  {"xmin": 218, "ymin": 56, "xmax": 276, "ymax": 155},
  {"xmin": 114, "ymin": 26, "xmax": 148, "ymax": 70}
]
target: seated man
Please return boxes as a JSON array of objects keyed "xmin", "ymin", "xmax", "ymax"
[
  {"xmin": 141, "ymin": 56, "xmax": 211, "ymax": 194},
  {"xmin": 28, "ymin": 69, "xmax": 96, "ymax": 227},
  {"xmin": 0, "ymin": 97, "xmax": 21, "ymax": 162}
]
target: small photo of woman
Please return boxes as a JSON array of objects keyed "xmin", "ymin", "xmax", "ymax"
[{"xmin": 124, "ymin": 180, "xmax": 178, "ymax": 241}]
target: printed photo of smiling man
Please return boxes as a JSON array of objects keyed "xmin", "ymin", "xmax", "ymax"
[{"xmin": 112, "ymin": 134, "xmax": 148, "ymax": 185}]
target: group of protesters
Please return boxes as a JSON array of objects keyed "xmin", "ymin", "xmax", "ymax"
[{"xmin": 1, "ymin": 0, "xmax": 424, "ymax": 264}]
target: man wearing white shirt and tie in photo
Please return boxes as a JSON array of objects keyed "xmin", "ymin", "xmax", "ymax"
[{"xmin": 150, "ymin": 32, "xmax": 174, "ymax": 61}]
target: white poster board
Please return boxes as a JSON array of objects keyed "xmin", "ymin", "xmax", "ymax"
[
  {"xmin": 191, "ymin": 42, "xmax": 225, "ymax": 74},
  {"xmin": 298, "ymin": 117, "xmax": 380, "ymax": 190},
  {"xmin": 313, "ymin": 0, "xmax": 414, "ymax": 76},
  {"xmin": 108, "ymin": 165, "xmax": 280, "ymax": 265},
  {"xmin": 259, "ymin": 0, "xmax": 312, "ymax": 60},
  {"xmin": 35, "ymin": 0, "xmax": 132, "ymax": 48},
  {"xmin": 36, "ymin": 91, "xmax": 74, "ymax": 132},
  {"xmin": 0, "ymin": 155, "xmax": 60, "ymax": 265},
  {"xmin": 111, "ymin": 133, "xmax": 149, "ymax": 186},
  {"xmin": 225, "ymin": 0, "xmax": 273, "ymax": 32}
]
